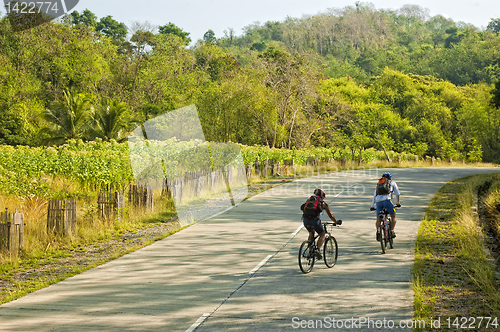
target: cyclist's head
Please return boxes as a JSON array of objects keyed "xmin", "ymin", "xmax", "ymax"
[
  {"xmin": 313, "ymin": 188, "xmax": 325, "ymax": 199},
  {"xmin": 382, "ymin": 172, "xmax": 392, "ymax": 179}
]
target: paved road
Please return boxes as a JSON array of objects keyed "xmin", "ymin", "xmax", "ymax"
[{"xmin": 1, "ymin": 167, "xmax": 499, "ymax": 331}]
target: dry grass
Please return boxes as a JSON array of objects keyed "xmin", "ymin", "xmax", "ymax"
[{"xmin": 0, "ymin": 188, "xmax": 176, "ymax": 266}]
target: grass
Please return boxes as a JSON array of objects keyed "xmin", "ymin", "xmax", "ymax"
[{"xmin": 413, "ymin": 174, "xmax": 500, "ymax": 330}]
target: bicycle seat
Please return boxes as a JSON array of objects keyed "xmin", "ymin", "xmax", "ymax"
[{"xmin": 378, "ymin": 208, "xmax": 389, "ymax": 215}]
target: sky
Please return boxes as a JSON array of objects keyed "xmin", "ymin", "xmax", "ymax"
[{"xmin": 9, "ymin": 0, "xmax": 500, "ymax": 42}]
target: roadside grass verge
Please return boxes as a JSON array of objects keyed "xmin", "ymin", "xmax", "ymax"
[{"xmin": 414, "ymin": 174, "xmax": 500, "ymax": 330}]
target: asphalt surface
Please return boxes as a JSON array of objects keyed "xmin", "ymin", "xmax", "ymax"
[{"xmin": 1, "ymin": 167, "xmax": 499, "ymax": 331}]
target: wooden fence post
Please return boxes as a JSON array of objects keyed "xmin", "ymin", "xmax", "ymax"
[
  {"xmin": 0, "ymin": 209, "xmax": 24, "ymax": 254},
  {"xmin": 161, "ymin": 178, "xmax": 172, "ymax": 200},
  {"xmin": 128, "ymin": 185, "xmax": 153, "ymax": 211},
  {"xmin": 47, "ymin": 199, "xmax": 76, "ymax": 236},
  {"xmin": 98, "ymin": 191, "xmax": 124, "ymax": 222}
]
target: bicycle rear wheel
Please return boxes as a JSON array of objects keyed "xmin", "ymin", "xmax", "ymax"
[
  {"xmin": 388, "ymin": 219, "xmax": 394, "ymax": 249},
  {"xmin": 323, "ymin": 236, "xmax": 338, "ymax": 268},
  {"xmin": 298, "ymin": 241, "xmax": 315, "ymax": 273},
  {"xmin": 380, "ymin": 222, "xmax": 386, "ymax": 254}
]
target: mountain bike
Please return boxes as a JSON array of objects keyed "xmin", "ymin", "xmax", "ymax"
[
  {"xmin": 377, "ymin": 207, "xmax": 393, "ymax": 254},
  {"xmin": 298, "ymin": 221, "xmax": 340, "ymax": 274},
  {"xmin": 374, "ymin": 206, "xmax": 400, "ymax": 254}
]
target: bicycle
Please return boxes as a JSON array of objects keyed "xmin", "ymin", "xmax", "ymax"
[
  {"xmin": 376, "ymin": 207, "xmax": 393, "ymax": 254},
  {"xmin": 374, "ymin": 206, "xmax": 400, "ymax": 254},
  {"xmin": 298, "ymin": 221, "xmax": 340, "ymax": 274}
]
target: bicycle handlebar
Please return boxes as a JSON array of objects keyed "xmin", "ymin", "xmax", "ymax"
[{"xmin": 323, "ymin": 220, "xmax": 342, "ymax": 226}]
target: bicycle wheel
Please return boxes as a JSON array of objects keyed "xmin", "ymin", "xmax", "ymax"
[
  {"xmin": 379, "ymin": 222, "xmax": 386, "ymax": 254},
  {"xmin": 388, "ymin": 219, "xmax": 394, "ymax": 249},
  {"xmin": 323, "ymin": 235, "xmax": 338, "ymax": 268},
  {"xmin": 298, "ymin": 241, "xmax": 315, "ymax": 273}
]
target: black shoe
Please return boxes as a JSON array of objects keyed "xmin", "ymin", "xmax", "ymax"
[
  {"xmin": 391, "ymin": 230, "xmax": 396, "ymax": 238},
  {"xmin": 376, "ymin": 232, "xmax": 381, "ymax": 241},
  {"xmin": 314, "ymin": 251, "xmax": 322, "ymax": 259}
]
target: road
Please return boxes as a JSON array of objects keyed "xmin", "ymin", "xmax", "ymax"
[{"xmin": 0, "ymin": 167, "xmax": 499, "ymax": 331}]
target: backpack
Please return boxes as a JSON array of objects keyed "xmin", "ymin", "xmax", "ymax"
[
  {"xmin": 376, "ymin": 177, "xmax": 392, "ymax": 195},
  {"xmin": 302, "ymin": 195, "xmax": 323, "ymax": 217}
]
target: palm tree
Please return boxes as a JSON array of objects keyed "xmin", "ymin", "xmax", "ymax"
[
  {"xmin": 88, "ymin": 98, "xmax": 135, "ymax": 142},
  {"xmin": 38, "ymin": 90, "xmax": 92, "ymax": 146}
]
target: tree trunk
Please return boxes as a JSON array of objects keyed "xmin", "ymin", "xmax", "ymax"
[{"xmin": 381, "ymin": 144, "xmax": 391, "ymax": 162}]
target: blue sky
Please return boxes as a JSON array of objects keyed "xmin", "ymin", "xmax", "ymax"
[{"xmin": 8, "ymin": 0, "xmax": 499, "ymax": 42}]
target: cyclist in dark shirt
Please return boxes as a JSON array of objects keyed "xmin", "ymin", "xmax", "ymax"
[{"xmin": 301, "ymin": 188, "xmax": 339, "ymax": 259}]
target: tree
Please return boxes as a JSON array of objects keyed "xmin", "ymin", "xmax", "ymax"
[
  {"xmin": 70, "ymin": 9, "xmax": 98, "ymax": 28},
  {"xmin": 444, "ymin": 27, "xmax": 463, "ymax": 48},
  {"xmin": 492, "ymin": 79, "xmax": 500, "ymax": 109},
  {"xmin": 96, "ymin": 15, "xmax": 128, "ymax": 40},
  {"xmin": 158, "ymin": 22, "xmax": 191, "ymax": 44},
  {"xmin": 487, "ymin": 18, "xmax": 500, "ymax": 33},
  {"xmin": 130, "ymin": 30, "xmax": 155, "ymax": 92},
  {"xmin": 88, "ymin": 99, "xmax": 135, "ymax": 142},
  {"xmin": 203, "ymin": 29, "xmax": 216, "ymax": 44},
  {"xmin": 258, "ymin": 47, "xmax": 322, "ymax": 148},
  {"xmin": 38, "ymin": 90, "xmax": 92, "ymax": 146}
]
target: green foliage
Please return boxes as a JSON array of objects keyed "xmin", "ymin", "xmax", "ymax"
[
  {"xmin": 487, "ymin": 18, "xmax": 500, "ymax": 33},
  {"xmin": 158, "ymin": 22, "xmax": 191, "ymax": 44},
  {"xmin": 0, "ymin": 140, "xmax": 133, "ymax": 196},
  {"xmin": 203, "ymin": 30, "xmax": 216, "ymax": 44},
  {"xmin": 71, "ymin": 10, "xmax": 127, "ymax": 41},
  {"xmin": 38, "ymin": 90, "xmax": 93, "ymax": 146},
  {"xmin": 96, "ymin": 15, "xmax": 127, "ymax": 40},
  {"xmin": 88, "ymin": 98, "xmax": 136, "ymax": 142},
  {"xmin": 1, "ymin": 6, "xmax": 500, "ymax": 163},
  {"xmin": 70, "ymin": 9, "xmax": 98, "ymax": 28}
]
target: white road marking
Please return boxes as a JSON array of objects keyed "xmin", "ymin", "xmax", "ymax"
[
  {"xmin": 249, "ymin": 255, "xmax": 273, "ymax": 275},
  {"xmin": 292, "ymin": 225, "xmax": 303, "ymax": 236},
  {"xmin": 185, "ymin": 313, "xmax": 210, "ymax": 332}
]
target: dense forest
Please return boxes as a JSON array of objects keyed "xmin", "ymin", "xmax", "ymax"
[{"xmin": 1, "ymin": 3, "xmax": 500, "ymax": 162}]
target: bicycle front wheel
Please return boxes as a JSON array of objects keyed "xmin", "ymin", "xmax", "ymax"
[
  {"xmin": 298, "ymin": 241, "xmax": 315, "ymax": 274},
  {"xmin": 323, "ymin": 236, "xmax": 338, "ymax": 268}
]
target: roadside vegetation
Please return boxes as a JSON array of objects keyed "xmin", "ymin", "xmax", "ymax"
[
  {"xmin": 1, "ymin": 5, "xmax": 500, "ymax": 164},
  {"xmin": 414, "ymin": 173, "xmax": 500, "ymax": 330}
]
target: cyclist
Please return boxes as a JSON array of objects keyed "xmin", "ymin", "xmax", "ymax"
[
  {"xmin": 370, "ymin": 172, "xmax": 401, "ymax": 240},
  {"xmin": 301, "ymin": 188, "xmax": 339, "ymax": 259}
]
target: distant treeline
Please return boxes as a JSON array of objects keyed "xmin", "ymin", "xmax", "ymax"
[{"xmin": 0, "ymin": 4, "xmax": 499, "ymax": 162}]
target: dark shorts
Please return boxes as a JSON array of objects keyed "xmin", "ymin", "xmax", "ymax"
[{"xmin": 303, "ymin": 217, "xmax": 324, "ymax": 234}]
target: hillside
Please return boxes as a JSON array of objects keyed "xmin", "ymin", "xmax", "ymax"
[{"xmin": 0, "ymin": 4, "xmax": 500, "ymax": 162}]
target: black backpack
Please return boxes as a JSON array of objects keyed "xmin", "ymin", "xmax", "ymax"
[
  {"xmin": 302, "ymin": 195, "xmax": 323, "ymax": 217},
  {"xmin": 376, "ymin": 177, "xmax": 392, "ymax": 195}
]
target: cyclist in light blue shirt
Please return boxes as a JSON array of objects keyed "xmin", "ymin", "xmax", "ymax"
[{"xmin": 370, "ymin": 172, "xmax": 401, "ymax": 240}]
